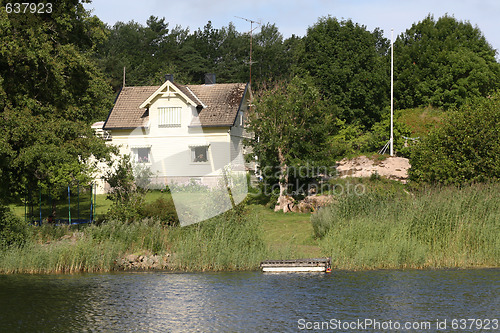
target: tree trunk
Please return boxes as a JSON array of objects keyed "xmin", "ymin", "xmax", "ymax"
[{"xmin": 274, "ymin": 147, "xmax": 294, "ymax": 212}]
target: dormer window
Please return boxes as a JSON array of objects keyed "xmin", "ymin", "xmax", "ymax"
[{"xmin": 159, "ymin": 107, "xmax": 181, "ymax": 127}]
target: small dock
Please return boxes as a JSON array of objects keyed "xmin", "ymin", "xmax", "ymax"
[{"xmin": 260, "ymin": 258, "xmax": 331, "ymax": 273}]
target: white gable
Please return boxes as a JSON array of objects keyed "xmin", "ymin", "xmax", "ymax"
[{"xmin": 140, "ymin": 80, "xmax": 199, "ymax": 109}]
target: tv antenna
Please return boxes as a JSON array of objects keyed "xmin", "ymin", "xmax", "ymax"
[{"xmin": 235, "ymin": 16, "xmax": 261, "ymax": 86}]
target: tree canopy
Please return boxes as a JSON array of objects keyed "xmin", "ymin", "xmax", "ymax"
[
  {"xmin": 409, "ymin": 92, "xmax": 500, "ymax": 185},
  {"xmin": 394, "ymin": 14, "xmax": 500, "ymax": 110},
  {"xmin": 0, "ymin": 0, "xmax": 114, "ymax": 202},
  {"xmin": 299, "ymin": 17, "xmax": 390, "ymax": 128},
  {"xmin": 247, "ymin": 76, "xmax": 334, "ymax": 210}
]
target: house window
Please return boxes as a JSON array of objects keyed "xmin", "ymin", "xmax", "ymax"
[
  {"xmin": 158, "ymin": 107, "xmax": 181, "ymax": 127},
  {"xmin": 132, "ymin": 147, "xmax": 151, "ymax": 163},
  {"xmin": 191, "ymin": 146, "xmax": 209, "ymax": 163}
]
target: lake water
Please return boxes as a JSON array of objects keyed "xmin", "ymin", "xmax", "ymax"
[{"xmin": 0, "ymin": 269, "xmax": 498, "ymax": 332}]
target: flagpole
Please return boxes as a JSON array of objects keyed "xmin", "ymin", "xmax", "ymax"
[{"xmin": 390, "ymin": 28, "xmax": 394, "ymax": 156}]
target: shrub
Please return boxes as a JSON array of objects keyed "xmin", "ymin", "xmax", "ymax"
[
  {"xmin": 104, "ymin": 155, "xmax": 145, "ymax": 223},
  {"xmin": 0, "ymin": 206, "xmax": 30, "ymax": 249},
  {"xmin": 139, "ymin": 197, "xmax": 179, "ymax": 226},
  {"xmin": 409, "ymin": 93, "xmax": 500, "ymax": 185}
]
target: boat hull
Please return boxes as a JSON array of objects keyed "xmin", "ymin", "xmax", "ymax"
[{"xmin": 260, "ymin": 258, "xmax": 331, "ymax": 273}]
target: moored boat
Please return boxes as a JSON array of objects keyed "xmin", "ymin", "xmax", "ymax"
[{"xmin": 260, "ymin": 258, "xmax": 331, "ymax": 273}]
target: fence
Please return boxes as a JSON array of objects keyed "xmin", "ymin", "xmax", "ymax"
[{"xmin": 24, "ymin": 183, "xmax": 97, "ymax": 226}]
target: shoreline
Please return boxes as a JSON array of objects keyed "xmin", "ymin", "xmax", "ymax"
[
  {"xmin": 2, "ymin": 183, "xmax": 499, "ymax": 275},
  {"xmin": 1, "ymin": 244, "xmax": 498, "ymax": 275}
]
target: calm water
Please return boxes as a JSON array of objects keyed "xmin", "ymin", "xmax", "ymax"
[{"xmin": 0, "ymin": 269, "xmax": 498, "ymax": 332}]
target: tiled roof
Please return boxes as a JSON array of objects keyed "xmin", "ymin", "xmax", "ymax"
[
  {"xmin": 188, "ymin": 83, "xmax": 247, "ymax": 127},
  {"xmin": 104, "ymin": 82, "xmax": 248, "ymax": 129},
  {"xmin": 104, "ymin": 86, "xmax": 159, "ymax": 129}
]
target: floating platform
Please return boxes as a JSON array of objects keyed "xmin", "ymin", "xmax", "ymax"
[{"xmin": 260, "ymin": 258, "xmax": 331, "ymax": 273}]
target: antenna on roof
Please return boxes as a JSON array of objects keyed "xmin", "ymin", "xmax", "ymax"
[
  {"xmin": 123, "ymin": 67, "xmax": 126, "ymax": 88},
  {"xmin": 235, "ymin": 16, "xmax": 261, "ymax": 87}
]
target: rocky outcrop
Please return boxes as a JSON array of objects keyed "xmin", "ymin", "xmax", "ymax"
[
  {"xmin": 274, "ymin": 195, "xmax": 333, "ymax": 213},
  {"xmin": 115, "ymin": 253, "xmax": 172, "ymax": 270}
]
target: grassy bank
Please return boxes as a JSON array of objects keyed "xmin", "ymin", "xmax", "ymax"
[
  {"xmin": 312, "ymin": 182, "xmax": 500, "ymax": 269},
  {"xmin": 1, "ymin": 182, "xmax": 498, "ymax": 273},
  {"xmin": 0, "ymin": 206, "xmax": 298, "ymax": 274}
]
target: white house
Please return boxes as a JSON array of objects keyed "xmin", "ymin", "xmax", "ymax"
[{"xmin": 100, "ymin": 74, "xmax": 252, "ymax": 191}]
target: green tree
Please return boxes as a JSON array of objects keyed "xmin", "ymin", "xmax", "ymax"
[
  {"xmin": 247, "ymin": 76, "xmax": 335, "ymax": 211},
  {"xmin": 252, "ymin": 23, "xmax": 297, "ymax": 83},
  {"xmin": 97, "ymin": 16, "xmax": 189, "ymax": 90},
  {"xmin": 0, "ymin": 1, "xmax": 114, "ymax": 204},
  {"xmin": 394, "ymin": 14, "xmax": 500, "ymax": 110},
  {"xmin": 409, "ymin": 92, "xmax": 500, "ymax": 185},
  {"xmin": 300, "ymin": 17, "xmax": 390, "ymax": 127}
]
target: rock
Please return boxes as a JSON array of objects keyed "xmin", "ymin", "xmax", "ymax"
[
  {"xmin": 126, "ymin": 254, "xmax": 138, "ymax": 263},
  {"xmin": 274, "ymin": 195, "xmax": 295, "ymax": 213},
  {"xmin": 116, "ymin": 253, "xmax": 173, "ymax": 271}
]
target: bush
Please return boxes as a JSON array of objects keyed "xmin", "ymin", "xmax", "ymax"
[
  {"xmin": 409, "ymin": 93, "xmax": 500, "ymax": 185},
  {"xmin": 0, "ymin": 206, "xmax": 30, "ymax": 249},
  {"xmin": 104, "ymin": 155, "xmax": 145, "ymax": 223},
  {"xmin": 139, "ymin": 197, "xmax": 179, "ymax": 226}
]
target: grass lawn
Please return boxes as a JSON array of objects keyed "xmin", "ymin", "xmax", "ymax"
[{"xmin": 249, "ymin": 204, "xmax": 322, "ymax": 258}]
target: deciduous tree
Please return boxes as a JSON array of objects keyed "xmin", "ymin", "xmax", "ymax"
[
  {"xmin": 409, "ymin": 92, "xmax": 500, "ymax": 185},
  {"xmin": 300, "ymin": 17, "xmax": 389, "ymax": 128},
  {"xmin": 0, "ymin": 1, "xmax": 114, "ymax": 203},
  {"xmin": 247, "ymin": 76, "xmax": 334, "ymax": 211},
  {"xmin": 394, "ymin": 15, "xmax": 500, "ymax": 110}
]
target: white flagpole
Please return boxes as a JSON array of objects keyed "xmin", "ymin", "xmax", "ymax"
[{"xmin": 390, "ymin": 29, "xmax": 394, "ymax": 156}]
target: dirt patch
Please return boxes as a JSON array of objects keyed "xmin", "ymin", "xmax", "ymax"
[{"xmin": 336, "ymin": 155, "xmax": 411, "ymax": 182}]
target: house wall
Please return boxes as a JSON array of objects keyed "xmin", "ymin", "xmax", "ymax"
[
  {"xmin": 229, "ymin": 92, "xmax": 253, "ymax": 171},
  {"xmin": 107, "ymin": 94, "xmax": 236, "ymax": 188}
]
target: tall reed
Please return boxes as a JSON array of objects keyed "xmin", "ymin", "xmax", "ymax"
[
  {"xmin": 0, "ymin": 219, "xmax": 168, "ymax": 274},
  {"xmin": 0, "ymin": 207, "xmax": 274, "ymax": 273},
  {"xmin": 312, "ymin": 182, "xmax": 500, "ymax": 269},
  {"xmin": 166, "ymin": 209, "xmax": 270, "ymax": 271}
]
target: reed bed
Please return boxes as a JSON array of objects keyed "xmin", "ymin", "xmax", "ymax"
[
  {"xmin": 312, "ymin": 182, "xmax": 500, "ymax": 269},
  {"xmin": 0, "ymin": 220, "xmax": 167, "ymax": 274},
  {"xmin": 166, "ymin": 211, "xmax": 269, "ymax": 271},
  {"xmin": 0, "ymin": 208, "xmax": 276, "ymax": 273}
]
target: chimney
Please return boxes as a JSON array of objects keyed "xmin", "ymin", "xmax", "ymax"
[
  {"xmin": 204, "ymin": 73, "xmax": 216, "ymax": 85},
  {"xmin": 165, "ymin": 74, "xmax": 174, "ymax": 83}
]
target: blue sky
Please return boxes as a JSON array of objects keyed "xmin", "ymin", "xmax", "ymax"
[{"xmin": 84, "ymin": 0, "xmax": 500, "ymax": 56}]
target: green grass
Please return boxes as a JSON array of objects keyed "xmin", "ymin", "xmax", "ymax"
[
  {"xmin": 251, "ymin": 205, "xmax": 321, "ymax": 258},
  {"xmin": 312, "ymin": 182, "xmax": 500, "ymax": 269},
  {"xmin": 0, "ymin": 203, "xmax": 304, "ymax": 273},
  {"xmin": 9, "ymin": 191, "xmax": 175, "ymax": 222},
  {"xmin": 3, "ymin": 181, "xmax": 498, "ymax": 273},
  {"xmin": 397, "ymin": 106, "xmax": 444, "ymax": 137}
]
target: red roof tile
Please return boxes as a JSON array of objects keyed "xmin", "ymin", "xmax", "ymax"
[{"xmin": 104, "ymin": 82, "xmax": 248, "ymax": 129}]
